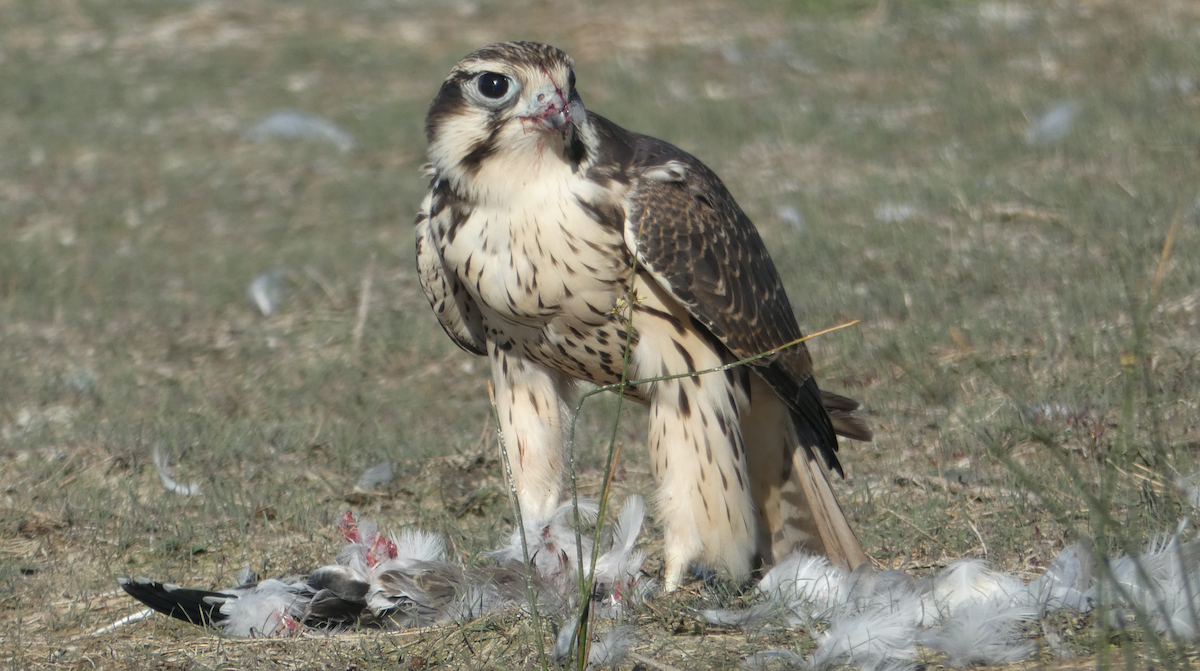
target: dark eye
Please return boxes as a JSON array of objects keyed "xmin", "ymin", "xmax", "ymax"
[
  {"xmin": 477, "ymin": 72, "xmax": 510, "ymax": 99},
  {"xmin": 568, "ymin": 70, "xmax": 576, "ymax": 90}
]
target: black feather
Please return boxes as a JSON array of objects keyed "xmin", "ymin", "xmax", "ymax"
[{"xmin": 118, "ymin": 576, "xmax": 228, "ymax": 627}]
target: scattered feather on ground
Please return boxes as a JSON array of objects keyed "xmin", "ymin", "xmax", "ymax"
[
  {"xmin": 119, "ymin": 496, "xmax": 1200, "ymax": 667},
  {"xmin": 707, "ymin": 529, "xmax": 1200, "ymax": 670},
  {"xmin": 151, "ymin": 444, "xmax": 201, "ymax": 497},
  {"xmin": 247, "ymin": 267, "xmax": 286, "ymax": 316},
  {"xmin": 243, "ymin": 110, "xmax": 354, "ymax": 151},
  {"xmin": 1024, "ymin": 100, "xmax": 1081, "ymax": 144},
  {"xmin": 356, "ymin": 461, "xmax": 395, "ymax": 489}
]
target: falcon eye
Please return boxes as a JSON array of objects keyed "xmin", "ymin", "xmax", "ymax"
[{"xmin": 477, "ymin": 72, "xmax": 510, "ymax": 99}]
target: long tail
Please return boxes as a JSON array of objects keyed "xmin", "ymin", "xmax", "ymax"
[
  {"xmin": 745, "ymin": 377, "xmax": 868, "ymax": 572},
  {"xmin": 783, "ymin": 440, "xmax": 868, "ymax": 571}
]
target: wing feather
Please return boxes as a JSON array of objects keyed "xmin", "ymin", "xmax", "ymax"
[
  {"xmin": 598, "ymin": 115, "xmax": 854, "ymax": 473},
  {"xmin": 415, "ymin": 180, "xmax": 486, "ymax": 356}
]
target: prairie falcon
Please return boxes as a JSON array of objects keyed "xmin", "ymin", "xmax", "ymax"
[{"xmin": 416, "ymin": 42, "xmax": 872, "ymax": 589}]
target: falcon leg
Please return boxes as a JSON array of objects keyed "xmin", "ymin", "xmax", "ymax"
[
  {"xmin": 631, "ymin": 301, "xmax": 757, "ymax": 591},
  {"xmin": 489, "ymin": 341, "xmax": 575, "ymax": 521}
]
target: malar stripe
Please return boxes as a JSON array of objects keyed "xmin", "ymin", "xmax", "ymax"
[
  {"xmin": 565, "ymin": 133, "xmax": 588, "ymax": 168},
  {"xmin": 458, "ymin": 117, "xmax": 504, "ymax": 176}
]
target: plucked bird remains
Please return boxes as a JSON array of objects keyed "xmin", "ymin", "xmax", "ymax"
[
  {"xmin": 416, "ymin": 41, "xmax": 872, "ymax": 590},
  {"xmin": 120, "ymin": 497, "xmax": 651, "ymax": 638}
]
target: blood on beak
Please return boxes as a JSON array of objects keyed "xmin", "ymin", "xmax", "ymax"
[{"xmin": 519, "ymin": 86, "xmax": 572, "ymax": 136}]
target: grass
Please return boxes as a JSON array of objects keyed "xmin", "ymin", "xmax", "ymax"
[{"xmin": 2, "ymin": 0, "xmax": 1199, "ymax": 667}]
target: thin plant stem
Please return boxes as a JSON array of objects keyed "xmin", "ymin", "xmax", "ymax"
[
  {"xmin": 576, "ymin": 320, "xmax": 861, "ymax": 407},
  {"xmin": 1148, "ymin": 203, "xmax": 1183, "ymax": 302}
]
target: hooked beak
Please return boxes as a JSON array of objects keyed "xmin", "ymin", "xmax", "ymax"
[{"xmin": 518, "ymin": 85, "xmax": 573, "ymax": 137}]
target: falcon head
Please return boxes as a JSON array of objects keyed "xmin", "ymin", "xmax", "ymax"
[{"xmin": 425, "ymin": 42, "xmax": 595, "ymax": 191}]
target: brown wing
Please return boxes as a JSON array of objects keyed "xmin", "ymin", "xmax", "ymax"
[
  {"xmin": 608, "ymin": 120, "xmax": 854, "ymax": 475},
  {"xmin": 415, "ymin": 177, "xmax": 486, "ymax": 357}
]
